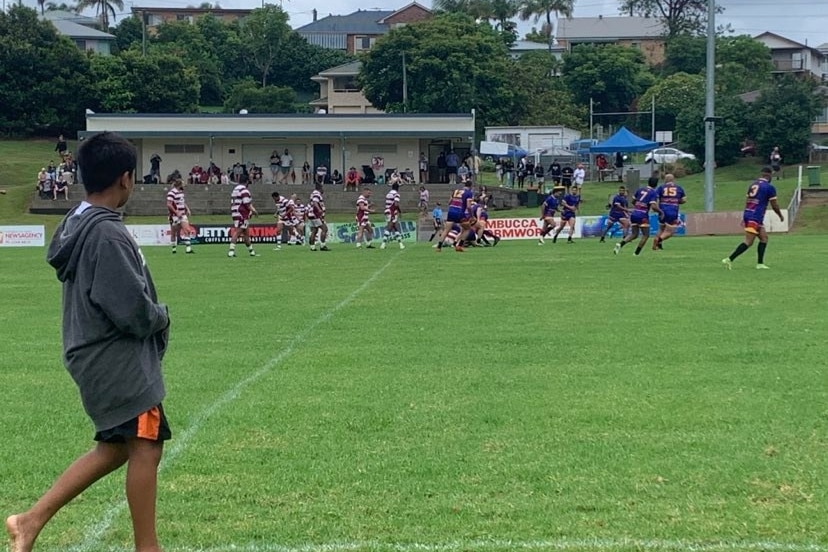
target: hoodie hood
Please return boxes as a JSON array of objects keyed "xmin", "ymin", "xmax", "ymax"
[{"xmin": 47, "ymin": 205, "xmax": 123, "ymax": 282}]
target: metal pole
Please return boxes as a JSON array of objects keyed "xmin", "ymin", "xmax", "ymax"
[
  {"xmin": 589, "ymin": 97, "xmax": 593, "ymax": 142},
  {"xmin": 141, "ymin": 11, "xmax": 146, "ymax": 56},
  {"xmin": 402, "ymin": 51, "xmax": 408, "ymax": 112},
  {"xmin": 651, "ymin": 95, "xmax": 656, "ymax": 141},
  {"xmin": 703, "ymin": 0, "xmax": 716, "ymax": 212}
]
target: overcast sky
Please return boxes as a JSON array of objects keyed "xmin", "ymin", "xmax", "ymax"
[{"xmin": 30, "ymin": 0, "xmax": 826, "ymax": 48}]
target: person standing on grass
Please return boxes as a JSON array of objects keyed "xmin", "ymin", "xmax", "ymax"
[
  {"xmin": 551, "ymin": 187, "xmax": 581, "ymax": 244},
  {"xmin": 722, "ymin": 166, "xmax": 784, "ymax": 270},
  {"xmin": 652, "ymin": 173, "xmax": 686, "ymax": 251},
  {"xmin": 167, "ymin": 179, "xmax": 194, "ymax": 254},
  {"xmin": 599, "ymin": 186, "xmax": 630, "ymax": 243},
  {"xmin": 614, "ymin": 179, "xmax": 661, "ymax": 256},
  {"xmin": 6, "ymin": 131, "xmax": 171, "ymax": 552},
  {"xmin": 228, "ymin": 180, "xmax": 259, "ymax": 257}
]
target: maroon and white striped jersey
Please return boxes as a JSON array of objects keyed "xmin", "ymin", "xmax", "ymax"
[
  {"xmin": 166, "ymin": 187, "xmax": 186, "ymax": 216},
  {"xmin": 384, "ymin": 189, "xmax": 401, "ymax": 215},
  {"xmin": 231, "ymin": 184, "xmax": 252, "ymax": 220},
  {"xmin": 308, "ymin": 189, "xmax": 325, "ymax": 220},
  {"xmin": 356, "ymin": 194, "xmax": 371, "ymax": 224},
  {"xmin": 275, "ymin": 196, "xmax": 293, "ymax": 220}
]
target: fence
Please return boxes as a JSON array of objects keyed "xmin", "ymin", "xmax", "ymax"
[{"xmin": 787, "ymin": 165, "xmax": 804, "ymax": 227}]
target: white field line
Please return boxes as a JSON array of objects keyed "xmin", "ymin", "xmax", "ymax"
[
  {"xmin": 71, "ymin": 255, "xmax": 401, "ymax": 552},
  {"xmin": 65, "ymin": 537, "xmax": 828, "ymax": 552}
]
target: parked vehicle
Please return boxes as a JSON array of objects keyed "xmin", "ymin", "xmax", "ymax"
[
  {"xmin": 569, "ymin": 139, "xmax": 598, "ymax": 161},
  {"xmin": 645, "ymin": 147, "xmax": 696, "ymax": 164}
]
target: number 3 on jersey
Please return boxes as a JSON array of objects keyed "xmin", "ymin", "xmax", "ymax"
[{"xmin": 748, "ymin": 184, "xmax": 759, "ymax": 198}]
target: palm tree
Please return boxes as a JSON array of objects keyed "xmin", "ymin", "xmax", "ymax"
[
  {"xmin": 75, "ymin": 0, "xmax": 124, "ymax": 30},
  {"xmin": 518, "ymin": 0, "xmax": 574, "ymax": 59},
  {"xmin": 45, "ymin": 2, "xmax": 80, "ymax": 10},
  {"xmin": 37, "ymin": 0, "xmax": 46, "ymax": 15}
]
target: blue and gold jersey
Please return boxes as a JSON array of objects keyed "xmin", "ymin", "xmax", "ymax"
[
  {"xmin": 542, "ymin": 195, "xmax": 559, "ymax": 217},
  {"xmin": 609, "ymin": 194, "xmax": 628, "ymax": 218},
  {"xmin": 562, "ymin": 194, "xmax": 580, "ymax": 216},
  {"xmin": 632, "ymin": 187, "xmax": 657, "ymax": 215},
  {"xmin": 656, "ymin": 183, "xmax": 686, "ymax": 211},
  {"xmin": 743, "ymin": 178, "xmax": 777, "ymax": 223}
]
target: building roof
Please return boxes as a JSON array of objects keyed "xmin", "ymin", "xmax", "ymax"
[
  {"xmin": 42, "ymin": 9, "xmax": 100, "ymax": 27},
  {"xmin": 131, "ymin": 6, "xmax": 253, "ymax": 14},
  {"xmin": 557, "ymin": 16, "xmax": 666, "ymax": 40},
  {"xmin": 510, "ymin": 40, "xmax": 566, "ymax": 53},
  {"xmin": 50, "ymin": 19, "xmax": 115, "ymax": 40},
  {"xmin": 296, "ymin": 9, "xmax": 394, "ymax": 35},
  {"xmin": 754, "ymin": 32, "xmax": 825, "ymax": 57},
  {"xmin": 316, "ymin": 61, "xmax": 362, "ymax": 77},
  {"xmin": 377, "ymin": 2, "xmax": 430, "ymax": 24}
]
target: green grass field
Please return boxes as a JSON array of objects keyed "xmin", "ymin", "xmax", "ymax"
[{"xmin": 1, "ymin": 236, "xmax": 826, "ymax": 552}]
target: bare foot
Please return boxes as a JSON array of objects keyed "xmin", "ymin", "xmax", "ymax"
[{"xmin": 5, "ymin": 514, "xmax": 36, "ymax": 552}]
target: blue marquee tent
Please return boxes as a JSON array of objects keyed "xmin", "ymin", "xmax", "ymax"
[{"xmin": 589, "ymin": 126, "xmax": 658, "ymax": 153}]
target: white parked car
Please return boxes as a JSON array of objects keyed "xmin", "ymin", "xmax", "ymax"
[{"xmin": 645, "ymin": 147, "xmax": 696, "ymax": 164}]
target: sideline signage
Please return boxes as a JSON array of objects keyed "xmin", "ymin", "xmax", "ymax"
[{"xmin": 0, "ymin": 225, "xmax": 46, "ymax": 247}]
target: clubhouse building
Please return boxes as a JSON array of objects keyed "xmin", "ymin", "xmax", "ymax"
[{"xmin": 81, "ymin": 112, "xmax": 476, "ymax": 183}]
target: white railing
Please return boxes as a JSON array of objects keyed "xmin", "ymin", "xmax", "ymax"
[{"xmin": 787, "ymin": 165, "xmax": 803, "ymax": 227}]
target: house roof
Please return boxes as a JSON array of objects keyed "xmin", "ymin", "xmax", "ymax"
[
  {"xmin": 50, "ymin": 19, "xmax": 115, "ymax": 40},
  {"xmin": 296, "ymin": 9, "xmax": 394, "ymax": 35},
  {"xmin": 377, "ymin": 2, "xmax": 430, "ymax": 24},
  {"xmin": 557, "ymin": 16, "xmax": 666, "ymax": 40},
  {"xmin": 754, "ymin": 31, "xmax": 825, "ymax": 57},
  {"xmin": 42, "ymin": 9, "xmax": 100, "ymax": 27},
  {"xmin": 131, "ymin": 6, "xmax": 253, "ymax": 14},
  {"xmin": 316, "ymin": 61, "xmax": 362, "ymax": 77},
  {"xmin": 510, "ymin": 40, "xmax": 566, "ymax": 53}
]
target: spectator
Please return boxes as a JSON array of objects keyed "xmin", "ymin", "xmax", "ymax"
[
  {"xmin": 418, "ymin": 185, "xmax": 430, "ymax": 213},
  {"xmin": 53, "ymin": 175, "xmax": 69, "ymax": 200},
  {"xmin": 388, "ymin": 169, "xmax": 403, "ymax": 186},
  {"xmin": 150, "ymin": 153, "xmax": 162, "ymax": 183},
  {"xmin": 573, "ymin": 163, "xmax": 586, "ymax": 189},
  {"xmin": 250, "ymin": 164, "xmax": 263, "ymax": 185},
  {"xmin": 446, "ymin": 149, "xmax": 460, "ymax": 185},
  {"xmin": 279, "ymin": 148, "xmax": 294, "ymax": 184},
  {"xmin": 470, "ymin": 151, "xmax": 482, "ymax": 184},
  {"xmin": 232, "ymin": 163, "xmax": 243, "ymax": 184},
  {"xmin": 331, "ymin": 169, "xmax": 343, "ymax": 186},
  {"xmin": 596, "ymin": 154, "xmax": 608, "ymax": 181},
  {"xmin": 37, "ymin": 168, "xmax": 51, "ymax": 199},
  {"xmin": 302, "ymin": 161, "xmax": 312, "ymax": 185},
  {"xmin": 316, "ymin": 163, "xmax": 328, "ymax": 184},
  {"xmin": 534, "ymin": 163, "xmax": 545, "ymax": 190},
  {"xmin": 269, "ymin": 150, "xmax": 281, "ymax": 183},
  {"xmin": 561, "ymin": 163, "xmax": 574, "ymax": 191},
  {"xmin": 55, "ymin": 134, "xmax": 67, "ymax": 157},
  {"xmin": 418, "ymin": 152, "xmax": 429, "ymax": 184},
  {"xmin": 189, "ymin": 165, "xmax": 203, "ymax": 185},
  {"xmin": 46, "ymin": 161, "xmax": 57, "ymax": 183},
  {"xmin": 614, "ymin": 151, "xmax": 624, "ymax": 182},
  {"xmin": 549, "ymin": 159, "xmax": 562, "ymax": 186},
  {"xmin": 769, "ymin": 146, "xmax": 782, "ymax": 180},
  {"xmin": 457, "ymin": 162, "xmax": 470, "ymax": 183},
  {"xmin": 345, "ymin": 166, "xmax": 360, "ymax": 191},
  {"xmin": 437, "ymin": 151, "xmax": 447, "ymax": 183},
  {"xmin": 516, "ymin": 156, "xmax": 527, "ymax": 189}
]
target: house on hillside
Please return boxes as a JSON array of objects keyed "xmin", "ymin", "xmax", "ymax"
[
  {"xmin": 753, "ymin": 32, "xmax": 828, "ymax": 82},
  {"xmin": 131, "ymin": 6, "xmax": 253, "ymax": 31},
  {"xmin": 42, "ymin": 12, "xmax": 115, "ymax": 55},
  {"xmin": 296, "ymin": 2, "xmax": 431, "ymax": 54},
  {"xmin": 556, "ymin": 16, "xmax": 667, "ymax": 65},
  {"xmin": 508, "ymin": 40, "xmax": 566, "ymax": 61},
  {"xmin": 309, "ymin": 61, "xmax": 381, "ymax": 114}
]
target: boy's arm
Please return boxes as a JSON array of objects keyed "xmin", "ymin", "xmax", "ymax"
[{"xmin": 89, "ymin": 237, "xmax": 169, "ymax": 339}]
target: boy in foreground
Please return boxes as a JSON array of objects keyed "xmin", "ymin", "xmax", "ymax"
[{"xmin": 6, "ymin": 132, "xmax": 171, "ymax": 552}]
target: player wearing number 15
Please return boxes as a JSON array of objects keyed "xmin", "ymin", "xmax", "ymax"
[
  {"xmin": 722, "ymin": 166, "xmax": 783, "ymax": 270},
  {"xmin": 652, "ymin": 174, "xmax": 686, "ymax": 251}
]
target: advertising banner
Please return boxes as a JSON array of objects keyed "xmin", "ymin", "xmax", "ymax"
[
  {"xmin": 579, "ymin": 214, "xmax": 687, "ymax": 239},
  {"xmin": 328, "ymin": 221, "xmax": 417, "ymax": 244},
  {"xmin": 0, "ymin": 225, "xmax": 46, "ymax": 247},
  {"xmin": 126, "ymin": 225, "xmax": 172, "ymax": 246},
  {"xmin": 485, "ymin": 217, "xmax": 581, "ymax": 240}
]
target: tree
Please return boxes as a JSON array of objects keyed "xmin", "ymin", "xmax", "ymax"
[
  {"xmin": 111, "ymin": 15, "xmax": 143, "ymax": 54},
  {"xmin": 120, "ymin": 50, "xmax": 200, "ymax": 113},
  {"xmin": 239, "ymin": 6, "xmax": 290, "ymax": 87},
  {"xmin": 268, "ymin": 32, "xmax": 354, "ymax": 94},
  {"xmin": 360, "ymin": 13, "xmax": 518, "ymax": 131},
  {"xmin": 663, "ymin": 33, "xmax": 706, "ymax": 75},
  {"xmin": 432, "ymin": 0, "xmax": 519, "ymax": 45},
  {"xmin": 45, "ymin": 2, "xmax": 79, "ymax": 11},
  {"xmin": 518, "ymin": 0, "xmax": 574, "ymax": 68},
  {"xmin": 750, "ymin": 76, "xmax": 824, "ymax": 164},
  {"xmin": 618, "ymin": 0, "xmax": 721, "ymax": 37},
  {"xmin": 675, "ymin": 91, "xmax": 749, "ymax": 166},
  {"xmin": 562, "ymin": 44, "xmax": 655, "ymax": 114},
  {"xmin": 715, "ymin": 35, "xmax": 773, "ymax": 95},
  {"xmin": 75, "ymin": 0, "xmax": 124, "ymax": 30},
  {"xmin": 223, "ymin": 80, "xmax": 300, "ymax": 114},
  {"xmin": 639, "ymin": 72, "xmax": 704, "ymax": 132},
  {"xmin": 511, "ymin": 51, "xmax": 587, "ymax": 130},
  {"xmin": 0, "ymin": 5, "xmax": 94, "ymax": 135},
  {"xmin": 88, "ymin": 54, "xmax": 133, "ymax": 112},
  {"xmin": 153, "ymin": 19, "xmax": 224, "ymax": 105}
]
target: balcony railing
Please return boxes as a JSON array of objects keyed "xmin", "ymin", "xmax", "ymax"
[{"xmin": 772, "ymin": 59, "xmax": 805, "ymax": 71}]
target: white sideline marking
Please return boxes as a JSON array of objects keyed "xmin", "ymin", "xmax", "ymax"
[
  {"xmin": 64, "ymin": 537, "xmax": 828, "ymax": 552},
  {"xmin": 71, "ymin": 255, "xmax": 401, "ymax": 552}
]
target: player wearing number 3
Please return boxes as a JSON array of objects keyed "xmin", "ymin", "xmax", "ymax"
[
  {"xmin": 722, "ymin": 166, "xmax": 783, "ymax": 270},
  {"xmin": 652, "ymin": 173, "xmax": 686, "ymax": 251}
]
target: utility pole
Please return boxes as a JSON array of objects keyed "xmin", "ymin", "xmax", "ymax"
[
  {"xmin": 402, "ymin": 51, "xmax": 408, "ymax": 113},
  {"xmin": 141, "ymin": 10, "xmax": 146, "ymax": 56},
  {"xmin": 703, "ymin": 0, "xmax": 716, "ymax": 212}
]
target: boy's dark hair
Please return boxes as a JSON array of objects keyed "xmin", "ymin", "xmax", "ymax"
[{"xmin": 77, "ymin": 132, "xmax": 136, "ymax": 194}]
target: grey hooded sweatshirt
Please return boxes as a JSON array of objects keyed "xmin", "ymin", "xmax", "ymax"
[{"xmin": 47, "ymin": 204, "xmax": 170, "ymax": 432}]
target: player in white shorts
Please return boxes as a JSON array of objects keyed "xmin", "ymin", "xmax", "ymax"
[
  {"xmin": 355, "ymin": 188, "xmax": 375, "ymax": 248},
  {"xmin": 271, "ymin": 191, "xmax": 298, "ymax": 250},
  {"xmin": 229, "ymin": 182, "xmax": 259, "ymax": 257},
  {"xmin": 307, "ymin": 183, "xmax": 330, "ymax": 251},
  {"xmin": 380, "ymin": 182, "xmax": 405, "ymax": 250},
  {"xmin": 166, "ymin": 179, "xmax": 194, "ymax": 254}
]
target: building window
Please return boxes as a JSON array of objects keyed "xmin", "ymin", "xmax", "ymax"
[
  {"xmin": 74, "ymin": 39, "xmax": 87, "ymax": 49},
  {"xmin": 176, "ymin": 13, "xmax": 194, "ymax": 23},
  {"xmin": 164, "ymin": 144, "xmax": 205, "ymax": 154},
  {"xmin": 354, "ymin": 36, "xmax": 376, "ymax": 51},
  {"xmin": 630, "ymin": 41, "xmax": 641, "ymax": 49},
  {"xmin": 791, "ymin": 52, "xmax": 804, "ymax": 70},
  {"xmin": 147, "ymin": 14, "xmax": 163, "ymax": 26},
  {"xmin": 332, "ymin": 76, "xmax": 359, "ymax": 92}
]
